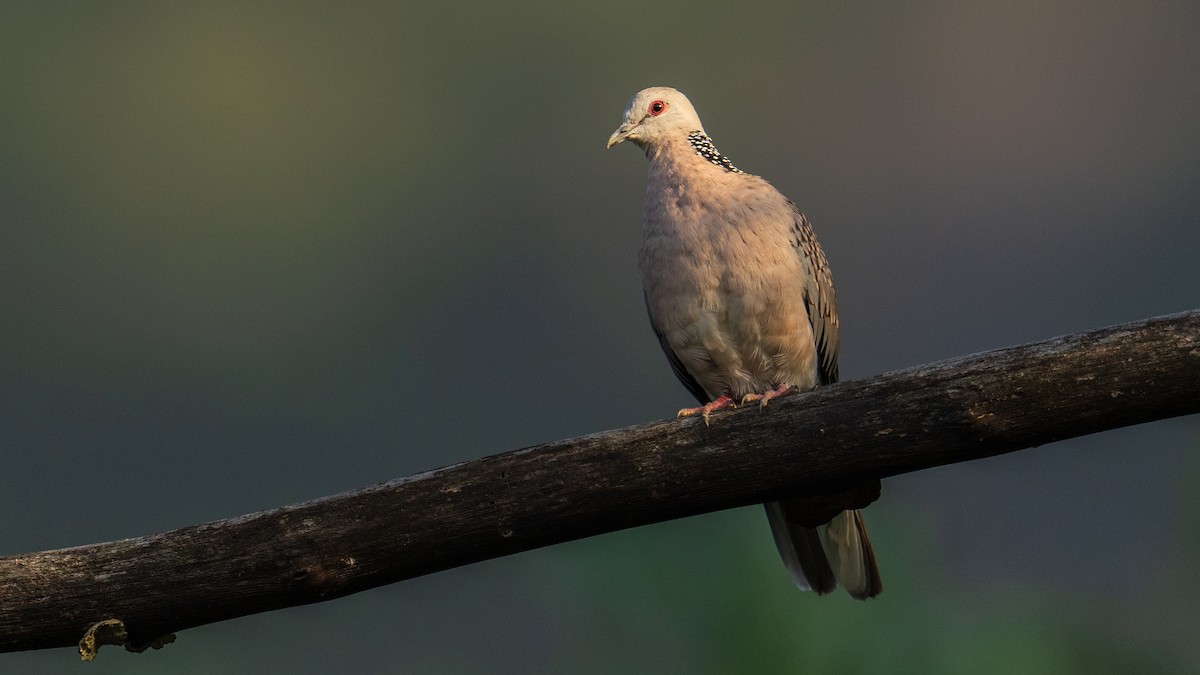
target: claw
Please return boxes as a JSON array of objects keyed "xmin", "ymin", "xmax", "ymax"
[
  {"xmin": 678, "ymin": 394, "xmax": 736, "ymax": 426},
  {"xmin": 740, "ymin": 383, "xmax": 799, "ymax": 409}
]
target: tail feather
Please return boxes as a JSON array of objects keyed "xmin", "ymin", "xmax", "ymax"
[
  {"xmin": 765, "ymin": 500, "xmax": 882, "ymax": 600},
  {"xmin": 764, "ymin": 501, "xmax": 836, "ymax": 594}
]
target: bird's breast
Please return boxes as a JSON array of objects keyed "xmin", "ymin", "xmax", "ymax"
[{"xmin": 639, "ymin": 190, "xmax": 818, "ymax": 401}]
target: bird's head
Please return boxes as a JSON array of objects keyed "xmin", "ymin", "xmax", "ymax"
[{"xmin": 606, "ymin": 87, "xmax": 704, "ymax": 151}]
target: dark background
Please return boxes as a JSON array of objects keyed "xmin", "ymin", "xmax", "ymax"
[{"xmin": 3, "ymin": 2, "xmax": 1199, "ymax": 673}]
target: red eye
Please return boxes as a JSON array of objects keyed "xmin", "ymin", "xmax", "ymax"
[{"xmin": 648, "ymin": 100, "xmax": 668, "ymax": 116}]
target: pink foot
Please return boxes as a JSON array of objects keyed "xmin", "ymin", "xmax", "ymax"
[
  {"xmin": 740, "ymin": 383, "xmax": 799, "ymax": 409},
  {"xmin": 678, "ymin": 394, "xmax": 736, "ymax": 426}
]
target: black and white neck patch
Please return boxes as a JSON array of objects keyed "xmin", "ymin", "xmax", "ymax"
[{"xmin": 687, "ymin": 131, "xmax": 743, "ymax": 173}]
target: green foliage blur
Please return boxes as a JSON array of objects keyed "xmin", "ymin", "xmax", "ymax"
[{"xmin": 2, "ymin": 1, "xmax": 1199, "ymax": 673}]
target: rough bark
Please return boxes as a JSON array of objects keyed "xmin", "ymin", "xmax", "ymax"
[{"xmin": 2, "ymin": 310, "xmax": 1198, "ymax": 654}]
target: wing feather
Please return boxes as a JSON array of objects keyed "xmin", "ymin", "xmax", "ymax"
[{"xmin": 788, "ymin": 206, "xmax": 839, "ymax": 385}]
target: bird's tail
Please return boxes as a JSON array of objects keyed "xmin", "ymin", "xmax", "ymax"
[{"xmin": 764, "ymin": 500, "xmax": 883, "ymax": 599}]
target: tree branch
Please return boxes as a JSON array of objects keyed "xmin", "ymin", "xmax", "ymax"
[{"xmin": 3, "ymin": 310, "xmax": 1198, "ymax": 655}]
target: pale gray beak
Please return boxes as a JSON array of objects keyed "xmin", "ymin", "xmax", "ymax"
[{"xmin": 606, "ymin": 122, "xmax": 636, "ymax": 149}]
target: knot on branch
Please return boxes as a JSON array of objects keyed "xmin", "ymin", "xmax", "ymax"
[
  {"xmin": 78, "ymin": 618, "xmax": 175, "ymax": 661},
  {"xmin": 289, "ymin": 555, "xmax": 359, "ymax": 599}
]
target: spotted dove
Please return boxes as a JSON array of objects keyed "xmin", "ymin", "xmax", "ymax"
[{"xmin": 607, "ymin": 86, "xmax": 882, "ymax": 599}]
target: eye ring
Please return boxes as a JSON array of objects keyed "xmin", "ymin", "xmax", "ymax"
[{"xmin": 648, "ymin": 100, "xmax": 668, "ymax": 116}]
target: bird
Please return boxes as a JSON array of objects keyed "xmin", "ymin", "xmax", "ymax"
[{"xmin": 606, "ymin": 86, "xmax": 882, "ymax": 599}]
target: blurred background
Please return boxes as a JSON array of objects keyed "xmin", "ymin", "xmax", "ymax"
[{"xmin": 2, "ymin": 1, "xmax": 1199, "ymax": 672}]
